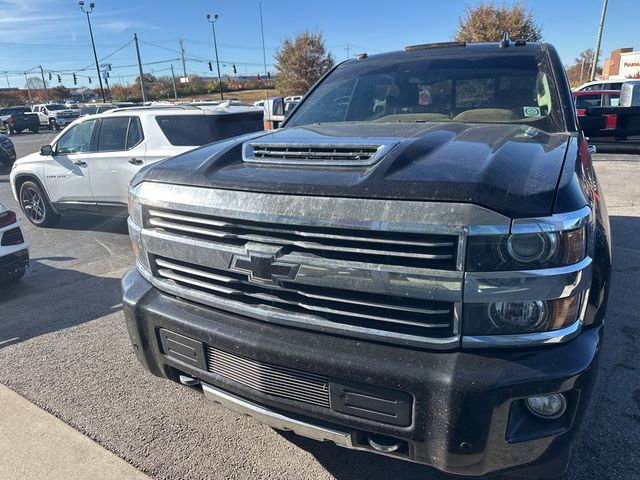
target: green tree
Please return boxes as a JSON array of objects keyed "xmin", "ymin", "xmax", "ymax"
[
  {"xmin": 275, "ymin": 31, "xmax": 334, "ymax": 96},
  {"xmin": 455, "ymin": 1, "xmax": 542, "ymax": 43}
]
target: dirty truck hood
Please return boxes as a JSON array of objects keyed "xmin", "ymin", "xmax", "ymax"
[{"xmin": 133, "ymin": 122, "xmax": 570, "ymax": 217}]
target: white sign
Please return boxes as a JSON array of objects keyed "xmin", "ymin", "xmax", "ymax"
[
  {"xmin": 179, "ymin": 77, "xmax": 190, "ymax": 84},
  {"xmin": 619, "ymin": 51, "xmax": 640, "ymax": 79}
]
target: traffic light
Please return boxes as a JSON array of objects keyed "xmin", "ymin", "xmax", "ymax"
[
  {"xmin": 57, "ymin": 74, "xmax": 61, "ymax": 83},
  {"xmin": 208, "ymin": 62, "xmax": 213, "ymax": 71},
  {"xmin": 73, "ymin": 73, "xmax": 77, "ymax": 85},
  {"xmin": 267, "ymin": 72, "xmax": 271, "ymax": 80},
  {"xmin": 257, "ymin": 73, "xmax": 261, "ymax": 80},
  {"xmin": 88, "ymin": 77, "xmax": 92, "ymax": 84},
  {"xmin": 232, "ymin": 64, "xmax": 237, "ymax": 74},
  {"xmin": 48, "ymin": 72, "xmax": 52, "ymax": 81}
]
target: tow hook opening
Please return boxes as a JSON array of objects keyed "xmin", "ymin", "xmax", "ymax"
[{"xmin": 367, "ymin": 433, "xmax": 402, "ymax": 453}]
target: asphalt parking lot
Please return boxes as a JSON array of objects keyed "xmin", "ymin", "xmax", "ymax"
[{"xmin": 0, "ymin": 132, "xmax": 639, "ymax": 480}]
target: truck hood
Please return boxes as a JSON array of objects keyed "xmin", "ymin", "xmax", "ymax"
[
  {"xmin": 51, "ymin": 110, "xmax": 78, "ymax": 116},
  {"xmin": 134, "ymin": 123, "xmax": 571, "ymax": 217}
]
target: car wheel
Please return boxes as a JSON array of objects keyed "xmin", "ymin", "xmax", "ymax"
[
  {"xmin": 50, "ymin": 119, "xmax": 59, "ymax": 131},
  {"xmin": 15, "ymin": 128, "xmax": 23, "ymax": 134},
  {"xmin": 19, "ymin": 181, "xmax": 60, "ymax": 227},
  {"xmin": 32, "ymin": 126, "xmax": 39, "ymax": 134}
]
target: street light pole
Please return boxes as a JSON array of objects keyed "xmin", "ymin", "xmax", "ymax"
[
  {"xmin": 79, "ymin": 1, "xmax": 106, "ymax": 102},
  {"xmin": 590, "ymin": 0, "xmax": 609, "ymax": 81},
  {"xmin": 206, "ymin": 14, "xmax": 224, "ymax": 100}
]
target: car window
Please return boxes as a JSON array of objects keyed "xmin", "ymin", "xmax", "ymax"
[
  {"xmin": 80, "ymin": 107, "xmax": 95, "ymax": 116},
  {"xmin": 609, "ymin": 94, "xmax": 620, "ymax": 107},
  {"xmin": 574, "ymin": 94, "xmax": 602, "ymax": 109},
  {"xmin": 97, "ymin": 105, "xmax": 116, "ymax": 114},
  {"xmin": 97, "ymin": 117, "xmax": 129, "ymax": 151},
  {"xmin": 126, "ymin": 117, "xmax": 144, "ymax": 149},
  {"xmin": 155, "ymin": 113, "xmax": 263, "ymax": 146},
  {"xmin": 287, "ymin": 53, "xmax": 563, "ymax": 132},
  {"xmin": 56, "ymin": 119, "xmax": 97, "ymax": 154}
]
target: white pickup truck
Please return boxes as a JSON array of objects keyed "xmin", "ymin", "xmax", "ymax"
[{"xmin": 31, "ymin": 104, "xmax": 80, "ymax": 131}]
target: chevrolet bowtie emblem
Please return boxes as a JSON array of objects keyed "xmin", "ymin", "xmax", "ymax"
[{"xmin": 230, "ymin": 245, "xmax": 299, "ymax": 285}]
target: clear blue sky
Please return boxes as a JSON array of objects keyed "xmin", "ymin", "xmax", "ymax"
[{"xmin": 0, "ymin": 0, "xmax": 637, "ymax": 89}]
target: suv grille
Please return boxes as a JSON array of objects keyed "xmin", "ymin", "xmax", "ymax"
[
  {"xmin": 206, "ymin": 346, "xmax": 330, "ymax": 407},
  {"xmin": 243, "ymin": 141, "xmax": 397, "ymax": 166},
  {"xmin": 147, "ymin": 208, "xmax": 458, "ymax": 270},
  {"xmin": 1, "ymin": 227, "xmax": 24, "ymax": 246}
]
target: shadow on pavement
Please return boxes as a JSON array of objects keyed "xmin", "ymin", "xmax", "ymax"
[
  {"xmin": 0, "ymin": 258, "xmax": 123, "ymax": 349},
  {"xmin": 53, "ymin": 213, "xmax": 129, "ymax": 235}
]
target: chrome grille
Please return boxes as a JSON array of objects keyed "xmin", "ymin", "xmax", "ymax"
[
  {"xmin": 205, "ymin": 346, "xmax": 330, "ymax": 407},
  {"xmin": 151, "ymin": 255, "xmax": 454, "ymax": 338},
  {"xmin": 147, "ymin": 208, "xmax": 458, "ymax": 270},
  {"xmin": 243, "ymin": 141, "xmax": 397, "ymax": 166},
  {"xmin": 1, "ymin": 227, "xmax": 24, "ymax": 246}
]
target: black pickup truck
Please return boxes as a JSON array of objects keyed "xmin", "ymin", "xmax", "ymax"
[
  {"xmin": 0, "ymin": 106, "xmax": 39, "ymax": 134},
  {"xmin": 122, "ymin": 40, "xmax": 611, "ymax": 478}
]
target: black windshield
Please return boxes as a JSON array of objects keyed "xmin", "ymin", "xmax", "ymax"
[{"xmin": 286, "ymin": 52, "xmax": 564, "ymax": 133}]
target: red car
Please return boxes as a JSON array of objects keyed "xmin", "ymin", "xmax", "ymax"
[{"xmin": 572, "ymin": 90, "xmax": 620, "ymax": 129}]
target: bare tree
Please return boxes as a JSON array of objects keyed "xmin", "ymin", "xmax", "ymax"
[
  {"xmin": 25, "ymin": 76, "xmax": 44, "ymax": 90},
  {"xmin": 565, "ymin": 49, "xmax": 602, "ymax": 88},
  {"xmin": 455, "ymin": 1, "xmax": 542, "ymax": 43},
  {"xmin": 275, "ymin": 31, "xmax": 334, "ymax": 96}
]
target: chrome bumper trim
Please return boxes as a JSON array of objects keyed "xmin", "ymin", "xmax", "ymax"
[
  {"xmin": 201, "ymin": 383, "xmax": 354, "ymax": 448},
  {"xmin": 461, "ymin": 319, "xmax": 583, "ymax": 348}
]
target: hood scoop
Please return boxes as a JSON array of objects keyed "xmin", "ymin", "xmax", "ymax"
[{"xmin": 242, "ymin": 139, "xmax": 398, "ymax": 167}]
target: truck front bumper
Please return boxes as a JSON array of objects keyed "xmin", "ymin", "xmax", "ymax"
[{"xmin": 122, "ymin": 267, "xmax": 602, "ymax": 478}]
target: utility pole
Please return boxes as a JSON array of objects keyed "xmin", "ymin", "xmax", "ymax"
[
  {"xmin": 4, "ymin": 72, "xmax": 10, "ymax": 89},
  {"xmin": 258, "ymin": 1, "xmax": 269, "ymax": 99},
  {"xmin": 134, "ymin": 33, "xmax": 147, "ymax": 102},
  {"xmin": 179, "ymin": 39, "xmax": 187, "ymax": 79},
  {"xmin": 590, "ymin": 0, "xmax": 608, "ymax": 81},
  {"xmin": 39, "ymin": 65, "xmax": 49, "ymax": 103},
  {"xmin": 24, "ymin": 72, "xmax": 32, "ymax": 103},
  {"xmin": 170, "ymin": 64, "xmax": 178, "ymax": 101},
  {"xmin": 345, "ymin": 43, "xmax": 351, "ymax": 60}
]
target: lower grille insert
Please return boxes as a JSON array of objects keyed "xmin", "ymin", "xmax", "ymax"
[{"xmin": 205, "ymin": 346, "xmax": 330, "ymax": 408}]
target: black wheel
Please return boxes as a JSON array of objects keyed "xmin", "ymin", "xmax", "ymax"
[
  {"xmin": 15, "ymin": 128, "xmax": 22, "ymax": 134},
  {"xmin": 32, "ymin": 126, "xmax": 39, "ymax": 134},
  {"xmin": 49, "ymin": 119, "xmax": 59, "ymax": 131},
  {"xmin": 19, "ymin": 180, "xmax": 60, "ymax": 227}
]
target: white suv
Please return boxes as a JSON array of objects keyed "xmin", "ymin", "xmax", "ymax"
[
  {"xmin": 10, "ymin": 104, "xmax": 263, "ymax": 227},
  {"xmin": 0, "ymin": 204, "xmax": 29, "ymax": 284}
]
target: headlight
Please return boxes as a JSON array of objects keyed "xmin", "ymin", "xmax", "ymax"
[
  {"xmin": 127, "ymin": 185, "xmax": 143, "ymax": 226},
  {"xmin": 463, "ymin": 295, "xmax": 582, "ymax": 335},
  {"xmin": 466, "ymin": 227, "xmax": 586, "ymax": 271}
]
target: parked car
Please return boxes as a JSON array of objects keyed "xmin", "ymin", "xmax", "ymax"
[
  {"xmin": 574, "ymin": 80, "xmax": 623, "ymax": 92},
  {"xmin": 0, "ymin": 133, "xmax": 16, "ymax": 168},
  {"xmin": 0, "ymin": 106, "xmax": 40, "ymax": 134},
  {"xmin": 10, "ymin": 104, "xmax": 264, "ymax": 226},
  {"xmin": 79, "ymin": 103, "xmax": 138, "ymax": 116},
  {"xmin": 0, "ymin": 204, "xmax": 29, "ymax": 284},
  {"xmin": 31, "ymin": 103, "xmax": 80, "ymax": 131},
  {"xmin": 123, "ymin": 39, "xmax": 611, "ymax": 478},
  {"xmin": 573, "ymin": 90, "xmax": 620, "ymax": 129}
]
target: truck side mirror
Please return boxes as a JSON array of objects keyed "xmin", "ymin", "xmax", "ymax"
[
  {"xmin": 272, "ymin": 98, "xmax": 285, "ymax": 116},
  {"xmin": 40, "ymin": 145, "xmax": 53, "ymax": 156}
]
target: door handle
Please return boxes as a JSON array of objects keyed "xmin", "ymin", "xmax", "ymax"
[
  {"xmin": 73, "ymin": 159, "xmax": 87, "ymax": 166},
  {"xmin": 129, "ymin": 158, "xmax": 143, "ymax": 165}
]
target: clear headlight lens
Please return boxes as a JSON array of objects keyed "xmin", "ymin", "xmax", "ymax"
[
  {"xmin": 463, "ymin": 295, "xmax": 582, "ymax": 335},
  {"xmin": 467, "ymin": 227, "xmax": 586, "ymax": 271}
]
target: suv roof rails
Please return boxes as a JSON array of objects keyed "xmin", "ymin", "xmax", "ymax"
[
  {"xmin": 107, "ymin": 105, "xmax": 201, "ymax": 113},
  {"xmin": 498, "ymin": 32, "xmax": 527, "ymax": 48},
  {"xmin": 404, "ymin": 41, "xmax": 466, "ymax": 52}
]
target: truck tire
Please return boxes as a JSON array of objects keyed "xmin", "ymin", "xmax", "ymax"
[
  {"xmin": 0, "ymin": 268, "xmax": 26, "ymax": 285},
  {"xmin": 32, "ymin": 125, "xmax": 39, "ymax": 134},
  {"xmin": 49, "ymin": 119, "xmax": 59, "ymax": 131},
  {"xmin": 19, "ymin": 180, "xmax": 60, "ymax": 227}
]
